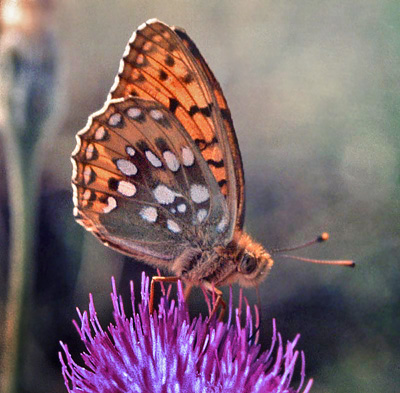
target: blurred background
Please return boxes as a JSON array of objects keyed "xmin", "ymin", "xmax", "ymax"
[{"xmin": 0, "ymin": 1, "xmax": 399, "ymax": 392}]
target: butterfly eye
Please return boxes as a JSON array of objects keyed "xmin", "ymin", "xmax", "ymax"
[{"xmin": 240, "ymin": 253, "xmax": 257, "ymax": 275}]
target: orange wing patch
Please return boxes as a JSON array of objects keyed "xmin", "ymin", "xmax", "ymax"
[
  {"xmin": 108, "ymin": 21, "xmax": 238, "ymax": 207},
  {"xmin": 172, "ymin": 25, "xmax": 246, "ymax": 229}
]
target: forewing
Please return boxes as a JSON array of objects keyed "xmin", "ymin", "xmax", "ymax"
[
  {"xmin": 71, "ymin": 96, "xmax": 229, "ymax": 266},
  {"xmin": 109, "ymin": 19, "xmax": 245, "ymax": 236},
  {"xmin": 171, "ymin": 25, "xmax": 246, "ymax": 230}
]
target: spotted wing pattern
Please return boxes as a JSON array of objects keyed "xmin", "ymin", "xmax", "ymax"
[
  {"xmin": 171, "ymin": 25, "xmax": 246, "ymax": 229},
  {"xmin": 72, "ymin": 96, "xmax": 229, "ymax": 265},
  {"xmin": 109, "ymin": 19, "xmax": 245, "ymax": 233}
]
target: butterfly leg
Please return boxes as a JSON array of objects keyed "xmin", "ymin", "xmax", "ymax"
[
  {"xmin": 210, "ymin": 288, "xmax": 226, "ymax": 321},
  {"xmin": 184, "ymin": 283, "xmax": 193, "ymax": 301},
  {"xmin": 202, "ymin": 283, "xmax": 226, "ymax": 322},
  {"xmin": 149, "ymin": 276, "xmax": 179, "ymax": 314}
]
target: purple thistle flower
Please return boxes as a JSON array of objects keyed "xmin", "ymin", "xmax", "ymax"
[{"xmin": 59, "ymin": 273, "xmax": 313, "ymax": 393}]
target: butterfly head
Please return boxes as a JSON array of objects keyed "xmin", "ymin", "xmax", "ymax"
[
  {"xmin": 233, "ymin": 232, "xmax": 274, "ymax": 288},
  {"xmin": 212, "ymin": 232, "xmax": 273, "ymax": 288}
]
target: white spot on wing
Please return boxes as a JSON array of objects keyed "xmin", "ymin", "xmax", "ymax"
[
  {"xmin": 94, "ymin": 126, "xmax": 107, "ymax": 140},
  {"xmin": 197, "ymin": 209, "xmax": 208, "ymax": 223},
  {"xmin": 163, "ymin": 151, "xmax": 180, "ymax": 172},
  {"xmin": 217, "ymin": 214, "xmax": 229, "ymax": 233},
  {"xmin": 153, "ymin": 185, "xmax": 179, "ymax": 205},
  {"xmin": 182, "ymin": 147, "xmax": 194, "ymax": 167},
  {"xmin": 83, "ymin": 189, "xmax": 92, "ymax": 200},
  {"xmin": 127, "ymin": 107, "xmax": 142, "ymax": 119},
  {"xmin": 149, "ymin": 109, "xmax": 163, "ymax": 121},
  {"xmin": 83, "ymin": 166, "xmax": 93, "ymax": 184},
  {"xmin": 145, "ymin": 151, "xmax": 162, "ymax": 168},
  {"xmin": 167, "ymin": 219, "xmax": 181, "ymax": 233},
  {"xmin": 177, "ymin": 203, "xmax": 186, "ymax": 213},
  {"xmin": 140, "ymin": 206, "xmax": 158, "ymax": 223},
  {"xmin": 103, "ymin": 196, "xmax": 117, "ymax": 213},
  {"xmin": 108, "ymin": 113, "xmax": 122, "ymax": 126},
  {"xmin": 85, "ymin": 144, "xmax": 95, "ymax": 160},
  {"xmin": 117, "ymin": 181, "xmax": 136, "ymax": 197},
  {"xmin": 116, "ymin": 159, "xmax": 137, "ymax": 176},
  {"xmin": 190, "ymin": 184, "xmax": 209, "ymax": 204},
  {"xmin": 126, "ymin": 146, "xmax": 136, "ymax": 157}
]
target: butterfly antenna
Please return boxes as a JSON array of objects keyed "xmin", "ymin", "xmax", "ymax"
[
  {"xmin": 271, "ymin": 232, "xmax": 330, "ymax": 254},
  {"xmin": 279, "ymin": 254, "xmax": 355, "ymax": 267},
  {"xmin": 272, "ymin": 232, "xmax": 355, "ymax": 268}
]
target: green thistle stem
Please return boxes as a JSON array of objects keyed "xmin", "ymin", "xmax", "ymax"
[{"xmin": 2, "ymin": 133, "xmax": 41, "ymax": 393}]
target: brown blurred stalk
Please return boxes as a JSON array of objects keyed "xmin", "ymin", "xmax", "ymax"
[{"xmin": 0, "ymin": 1, "xmax": 58, "ymax": 392}]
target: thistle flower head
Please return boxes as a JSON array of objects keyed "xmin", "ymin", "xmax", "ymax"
[{"xmin": 59, "ymin": 273, "xmax": 313, "ymax": 393}]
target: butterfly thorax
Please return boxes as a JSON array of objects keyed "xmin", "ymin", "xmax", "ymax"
[{"xmin": 172, "ymin": 231, "xmax": 273, "ymax": 288}]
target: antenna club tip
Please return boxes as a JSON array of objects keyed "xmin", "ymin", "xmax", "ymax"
[
  {"xmin": 349, "ymin": 261, "xmax": 356, "ymax": 268},
  {"xmin": 318, "ymin": 232, "xmax": 330, "ymax": 242}
]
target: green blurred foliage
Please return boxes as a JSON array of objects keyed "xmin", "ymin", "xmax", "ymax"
[{"xmin": 0, "ymin": 1, "xmax": 399, "ymax": 392}]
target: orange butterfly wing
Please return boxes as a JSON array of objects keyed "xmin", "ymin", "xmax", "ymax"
[
  {"xmin": 72, "ymin": 97, "xmax": 229, "ymax": 264},
  {"xmin": 109, "ymin": 19, "xmax": 245, "ymax": 232}
]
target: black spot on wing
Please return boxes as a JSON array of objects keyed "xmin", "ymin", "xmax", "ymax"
[
  {"xmin": 207, "ymin": 159, "xmax": 224, "ymax": 168},
  {"xmin": 168, "ymin": 98, "xmax": 179, "ymax": 114},
  {"xmin": 174, "ymin": 28, "xmax": 202, "ymax": 59},
  {"xmin": 136, "ymin": 140, "xmax": 150, "ymax": 152},
  {"xmin": 159, "ymin": 69, "xmax": 168, "ymax": 81},
  {"xmin": 194, "ymin": 138, "xmax": 206, "ymax": 150},
  {"xmin": 188, "ymin": 104, "xmax": 213, "ymax": 118},
  {"xmin": 183, "ymin": 72, "xmax": 194, "ymax": 84},
  {"xmin": 220, "ymin": 108, "xmax": 231, "ymax": 121},
  {"xmin": 168, "ymin": 42, "xmax": 176, "ymax": 52},
  {"xmin": 218, "ymin": 179, "xmax": 227, "ymax": 187},
  {"xmin": 108, "ymin": 177, "xmax": 119, "ymax": 191},
  {"xmin": 85, "ymin": 167, "xmax": 96, "ymax": 185},
  {"xmin": 194, "ymin": 137, "xmax": 218, "ymax": 151},
  {"xmin": 98, "ymin": 195, "xmax": 108, "ymax": 204},
  {"xmin": 135, "ymin": 74, "xmax": 146, "ymax": 83},
  {"xmin": 155, "ymin": 137, "xmax": 169, "ymax": 152},
  {"xmin": 88, "ymin": 191, "xmax": 97, "ymax": 202},
  {"xmin": 165, "ymin": 54, "xmax": 175, "ymax": 67},
  {"xmin": 200, "ymin": 103, "xmax": 213, "ymax": 117},
  {"xmin": 189, "ymin": 105, "xmax": 199, "ymax": 117}
]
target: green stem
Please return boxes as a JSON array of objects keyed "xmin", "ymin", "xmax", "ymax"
[{"xmin": 2, "ymin": 135, "xmax": 40, "ymax": 393}]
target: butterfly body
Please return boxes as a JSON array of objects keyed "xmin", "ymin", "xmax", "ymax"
[
  {"xmin": 172, "ymin": 232, "xmax": 273, "ymax": 288},
  {"xmin": 72, "ymin": 19, "xmax": 273, "ymax": 292}
]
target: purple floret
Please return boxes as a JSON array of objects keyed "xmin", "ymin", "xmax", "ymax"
[{"xmin": 60, "ymin": 273, "xmax": 313, "ymax": 393}]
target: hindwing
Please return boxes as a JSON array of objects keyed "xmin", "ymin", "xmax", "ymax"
[{"xmin": 71, "ymin": 96, "xmax": 229, "ymax": 265}]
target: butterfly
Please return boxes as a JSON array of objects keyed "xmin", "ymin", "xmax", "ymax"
[{"xmin": 71, "ymin": 19, "xmax": 352, "ymax": 314}]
